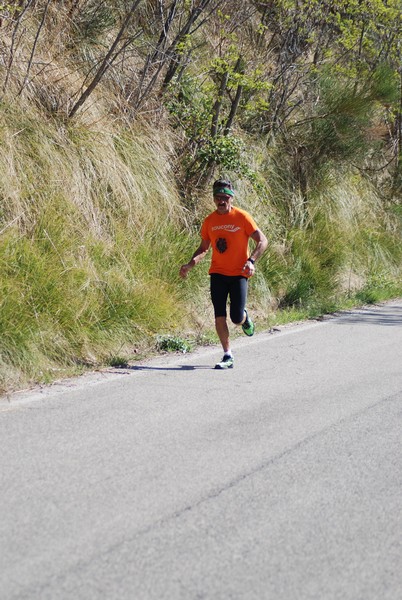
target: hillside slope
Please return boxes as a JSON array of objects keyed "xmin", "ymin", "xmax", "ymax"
[{"xmin": 0, "ymin": 1, "xmax": 401, "ymax": 392}]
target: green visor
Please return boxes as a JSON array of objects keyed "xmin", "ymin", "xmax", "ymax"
[{"xmin": 213, "ymin": 187, "xmax": 234, "ymax": 197}]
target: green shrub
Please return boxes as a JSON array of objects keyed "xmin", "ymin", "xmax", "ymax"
[{"xmin": 156, "ymin": 335, "xmax": 192, "ymax": 354}]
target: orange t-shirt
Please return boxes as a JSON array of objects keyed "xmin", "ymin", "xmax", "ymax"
[{"xmin": 200, "ymin": 207, "xmax": 258, "ymax": 276}]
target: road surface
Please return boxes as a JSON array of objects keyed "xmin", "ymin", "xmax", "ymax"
[{"xmin": 1, "ymin": 300, "xmax": 401, "ymax": 599}]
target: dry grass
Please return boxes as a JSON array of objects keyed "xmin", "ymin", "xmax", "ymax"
[{"xmin": 0, "ymin": 2, "xmax": 401, "ymax": 393}]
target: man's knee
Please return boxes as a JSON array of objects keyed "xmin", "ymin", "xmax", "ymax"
[
  {"xmin": 230, "ymin": 309, "xmax": 245, "ymax": 325},
  {"xmin": 215, "ymin": 314, "xmax": 227, "ymax": 322},
  {"xmin": 215, "ymin": 315, "xmax": 226, "ymax": 321}
]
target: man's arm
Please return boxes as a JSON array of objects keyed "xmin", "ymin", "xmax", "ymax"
[
  {"xmin": 249, "ymin": 229, "xmax": 268, "ymax": 261},
  {"xmin": 179, "ymin": 239, "xmax": 211, "ymax": 278},
  {"xmin": 242, "ymin": 229, "xmax": 268, "ymax": 276}
]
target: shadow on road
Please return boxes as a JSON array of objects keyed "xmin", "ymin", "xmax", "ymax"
[
  {"xmin": 335, "ymin": 306, "xmax": 401, "ymax": 326},
  {"xmin": 128, "ymin": 365, "xmax": 213, "ymax": 372}
]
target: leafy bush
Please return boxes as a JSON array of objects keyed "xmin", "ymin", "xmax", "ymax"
[{"xmin": 156, "ymin": 335, "xmax": 192, "ymax": 354}]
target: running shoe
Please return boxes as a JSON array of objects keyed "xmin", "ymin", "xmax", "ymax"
[
  {"xmin": 215, "ymin": 355, "xmax": 234, "ymax": 369},
  {"xmin": 242, "ymin": 309, "xmax": 255, "ymax": 336}
]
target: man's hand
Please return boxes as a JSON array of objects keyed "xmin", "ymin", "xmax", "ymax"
[
  {"xmin": 242, "ymin": 260, "xmax": 255, "ymax": 276},
  {"xmin": 179, "ymin": 263, "xmax": 192, "ymax": 279},
  {"xmin": 179, "ymin": 241, "xmax": 210, "ymax": 279}
]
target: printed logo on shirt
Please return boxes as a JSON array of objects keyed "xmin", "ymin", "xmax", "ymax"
[
  {"xmin": 216, "ymin": 238, "xmax": 227, "ymax": 253},
  {"xmin": 211, "ymin": 224, "xmax": 241, "ymax": 232}
]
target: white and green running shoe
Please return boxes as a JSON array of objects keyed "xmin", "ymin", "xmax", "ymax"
[
  {"xmin": 215, "ymin": 355, "xmax": 234, "ymax": 369},
  {"xmin": 242, "ymin": 309, "xmax": 255, "ymax": 336}
]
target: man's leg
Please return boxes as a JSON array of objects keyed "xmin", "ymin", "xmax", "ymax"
[
  {"xmin": 210, "ymin": 275, "xmax": 234, "ymax": 368},
  {"xmin": 229, "ymin": 277, "xmax": 255, "ymax": 335},
  {"xmin": 229, "ymin": 277, "xmax": 248, "ymax": 324},
  {"xmin": 210, "ymin": 274, "xmax": 230, "ymax": 351},
  {"xmin": 215, "ymin": 316, "xmax": 230, "ymax": 352},
  {"xmin": 214, "ymin": 316, "xmax": 234, "ymax": 369}
]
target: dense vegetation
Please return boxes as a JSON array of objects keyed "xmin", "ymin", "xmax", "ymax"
[{"xmin": 0, "ymin": 0, "xmax": 401, "ymax": 392}]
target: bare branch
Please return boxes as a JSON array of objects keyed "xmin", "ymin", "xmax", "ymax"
[
  {"xmin": 69, "ymin": 0, "xmax": 143, "ymax": 118},
  {"xmin": 18, "ymin": 0, "xmax": 51, "ymax": 96},
  {"xmin": 2, "ymin": 0, "xmax": 34, "ymax": 95}
]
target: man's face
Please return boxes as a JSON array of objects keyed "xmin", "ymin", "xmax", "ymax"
[{"xmin": 214, "ymin": 194, "xmax": 233, "ymax": 214}]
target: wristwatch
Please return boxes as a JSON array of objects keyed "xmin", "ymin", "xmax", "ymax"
[{"xmin": 248, "ymin": 258, "xmax": 255, "ymax": 264}]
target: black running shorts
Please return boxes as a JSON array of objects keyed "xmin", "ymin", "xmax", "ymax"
[{"xmin": 210, "ymin": 273, "xmax": 248, "ymax": 323}]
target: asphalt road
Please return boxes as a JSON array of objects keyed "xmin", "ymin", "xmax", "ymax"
[{"xmin": 1, "ymin": 300, "xmax": 401, "ymax": 600}]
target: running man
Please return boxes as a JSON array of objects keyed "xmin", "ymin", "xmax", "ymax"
[{"xmin": 179, "ymin": 179, "xmax": 268, "ymax": 369}]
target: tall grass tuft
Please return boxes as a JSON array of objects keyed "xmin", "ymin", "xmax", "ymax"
[
  {"xmin": 0, "ymin": 98, "xmax": 200, "ymax": 392},
  {"xmin": 240, "ymin": 161, "xmax": 402, "ymax": 323}
]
